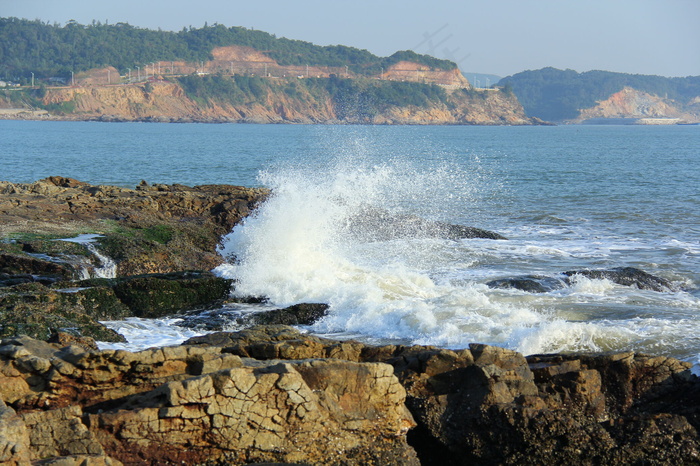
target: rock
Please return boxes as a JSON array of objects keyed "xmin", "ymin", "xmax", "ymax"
[
  {"xmin": 247, "ymin": 303, "xmax": 330, "ymax": 326},
  {"xmin": 487, "ymin": 267, "xmax": 675, "ymax": 293},
  {"xmin": 0, "ymin": 399, "xmax": 31, "ymax": 465},
  {"xmin": 486, "ymin": 275, "xmax": 567, "ymax": 293},
  {"xmin": 0, "ymin": 332, "xmax": 418, "ymax": 465},
  {"xmin": 187, "ymin": 326, "xmax": 700, "ymax": 465},
  {"xmin": 0, "ymin": 283, "xmax": 128, "ymax": 342},
  {"xmin": 178, "ymin": 303, "xmax": 330, "ymax": 331},
  {"xmin": 2, "ymin": 327, "xmax": 700, "ymax": 464},
  {"xmin": 0, "ymin": 179, "xmax": 268, "ymax": 276},
  {"xmin": 563, "ymin": 266, "xmax": 674, "ymax": 292},
  {"xmin": 0, "ymin": 272, "xmax": 232, "ymax": 342},
  {"xmin": 346, "ymin": 207, "xmax": 506, "ymax": 242},
  {"xmin": 0, "ymin": 253, "xmax": 75, "ymax": 282},
  {"xmin": 108, "ymin": 271, "xmax": 233, "ymax": 318}
]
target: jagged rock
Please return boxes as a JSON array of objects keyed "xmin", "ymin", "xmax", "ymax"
[
  {"xmin": 0, "ymin": 178, "xmax": 268, "ymax": 276},
  {"xmin": 0, "ymin": 271, "xmax": 233, "ymax": 342},
  {"xmin": 187, "ymin": 326, "xmax": 700, "ymax": 465},
  {"xmin": 0, "ymin": 332, "xmax": 417, "ymax": 465},
  {"xmin": 2, "ymin": 328, "xmax": 700, "ymax": 465},
  {"xmin": 0, "ymin": 253, "xmax": 75, "ymax": 282},
  {"xmin": 0, "ymin": 283, "xmax": 128, "ymax": 342},
  {"xmin": 0, "ymin": 399, "xmax": 31, "ymax": 465}
]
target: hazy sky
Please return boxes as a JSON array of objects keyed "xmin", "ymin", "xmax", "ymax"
[{"xmin": 2, "ymin": 0, "xmax": 699, "ymax": 78}]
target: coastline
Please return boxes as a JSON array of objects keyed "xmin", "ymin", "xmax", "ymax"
[{"xmin": 0, "ymin": 79, "xmax": 546, "ymax": 126}]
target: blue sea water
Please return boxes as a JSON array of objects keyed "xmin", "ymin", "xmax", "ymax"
[{"xmin": 2, "ymin": 120, "xmax": 699, "ymax": 364}]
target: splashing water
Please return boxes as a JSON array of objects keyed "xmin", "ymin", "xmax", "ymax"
[
  {"xmin": 215, "ymin": 155, "xmax": 697, "ymax": 358},
  {"xmin": 58, "ymin": 234, "xmax": 117, "ymax": 279}
]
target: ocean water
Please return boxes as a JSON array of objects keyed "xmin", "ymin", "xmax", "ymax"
[{"xmin": 2, "ymin": 121, "xmax": 699, "ymax": 364}]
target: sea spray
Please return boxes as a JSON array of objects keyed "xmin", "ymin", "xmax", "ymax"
[
  {"xmin": 215, "ymin": 155, "xmax": 554, "ymax": 348},
  {"xmin": 212, "ymin": 145, "xmax": 700, "ymax": 364}
]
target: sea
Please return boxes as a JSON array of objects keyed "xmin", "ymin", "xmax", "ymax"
[{"xmin": 2, "ymin": 120, "xmax": 699, "ymax": 366}]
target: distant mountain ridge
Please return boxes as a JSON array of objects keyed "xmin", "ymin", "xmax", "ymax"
[{"xmin": 500, "ymin": 67, "xmax": 700, "ymax": 123}]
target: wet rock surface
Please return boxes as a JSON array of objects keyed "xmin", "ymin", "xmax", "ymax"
[
  {"xmin": 0, "ymin": 272, "xmax": 233, "ymax": 342},
  {"xmin": 0, "ymin": 178, "xmax": 266, "ymax": 342},
  {"xmin": 1, "ymin": 326, "xmax": 699, "ymax": 465},
  {"xmin": 487, "ymin": 266, "xmax": 676, "ymax": 293},
  {"xmin": 178, "ymin": 303, "xmax": 330, "ymax": 332},
  {"xmin": 0, "ymin": 177, "xmax": 268, "ymax": 276}
]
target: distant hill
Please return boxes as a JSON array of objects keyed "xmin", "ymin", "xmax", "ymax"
[
  {"xmin": 500, "ymin": 67, "xmax": 700, "ymax": 122},
  {"xmin": 0, "ymin": 17, "xmax": 550, "ymax": 126},
  {"xmin": 0, "ymin": 17, "xmax": 457, "ymax": 80}
]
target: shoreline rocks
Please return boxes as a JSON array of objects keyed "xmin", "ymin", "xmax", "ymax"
[
  {"xmin": 1, "ymin": 326, "xmax": 699, "ymax": 464},
  {"xmin": 2, "ymin": 177, "xmax": 700, "ymax": 463}
]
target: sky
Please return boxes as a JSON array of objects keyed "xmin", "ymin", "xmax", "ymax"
[{"xmin": 2, "ymin": 0, "xmax": 699, "ymax": 78}]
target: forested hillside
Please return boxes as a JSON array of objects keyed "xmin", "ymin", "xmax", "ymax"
[
  {"xmin": 499, "ymin": 67, "xmax": 700, "ymax": 121},
  {"xmin": 0, "ymin": 17, "xmax": 456, "ymax": 81}
]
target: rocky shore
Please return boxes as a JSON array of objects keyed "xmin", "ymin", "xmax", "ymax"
[{"xmin": 2, "ymin": 178, "xmax": 700, "ymax": 465}]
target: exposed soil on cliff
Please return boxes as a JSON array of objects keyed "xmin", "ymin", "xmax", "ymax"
[{"xmin": 31, "ymin": 78, "xmax": 539, "ymax": 125}]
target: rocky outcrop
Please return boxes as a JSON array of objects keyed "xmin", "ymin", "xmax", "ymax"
[
  {"xmin": 0, "ymin": 270, "xmax": 234, "ymax": 342},
  {"xmin": 1, "ymin": 327, "xmax": 699, "ymax": 465},
  {"xmin": 576, "ymin": 87, "xmax": 700, "ymax": 123},
  {"xmin": 0, "ymin": 331, "xmax": 418, "ymax": 465},
  {"xmin": 0, "ymin": 177, "xmax": 267, "ymax": 276},
  {"xmin": 0, "ymin": 178, "xmax": 266, "ymax": 342},
  {"xmin": 381, "ymin": 61, "xmax": 471, "ymax": 87}
]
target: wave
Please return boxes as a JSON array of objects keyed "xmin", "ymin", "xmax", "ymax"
[{"xmin": 214, "ymin": 154, "xmax": 700, "ymax": 363}]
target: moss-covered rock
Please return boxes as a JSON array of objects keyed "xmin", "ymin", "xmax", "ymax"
[
  {"xmin": 0, "ymin": 283, "xmax": 127, "ymax": 342},
  {"xmin": 110, "ymin": 271, "xmax": 233, "ymax": 318}
]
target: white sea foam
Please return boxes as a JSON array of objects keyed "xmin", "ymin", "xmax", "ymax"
[
  {"xmin": 212, "ymin": 155, "xmax": 700, "ymax": 367},
  {"xmin": 99, "ymin": 317, "xmax": 206, "ymax": 351}
]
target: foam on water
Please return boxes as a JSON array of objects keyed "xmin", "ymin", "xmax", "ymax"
[{"xmin": 214, "ymin": 155, "xmax": 700, "ymax": 363}]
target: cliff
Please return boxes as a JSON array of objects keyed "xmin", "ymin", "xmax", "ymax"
[{"xmin": 1, "ymin": 66, "xmax": 540, "ymax": 125}]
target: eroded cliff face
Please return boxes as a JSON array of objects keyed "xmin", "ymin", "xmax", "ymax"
[
  {"xmin": 35, "ymin": 79, "xmax": 538, "ymax": 125},
  {"xmin": 381, "ymin": 61, "xmax": 471, "ymax": 87},
  {"xmin": 575, "ymin": 87, "xmax": 700, "ymax": 123}
]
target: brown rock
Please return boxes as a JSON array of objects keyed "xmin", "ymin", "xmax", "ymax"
[
  {"xmin": 0, "ymin": 399, "xmax": 31, "ymax": 465},
  {"xmin": 2, "ymin": 328, "xmax": 700, "ymax": 465}
]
